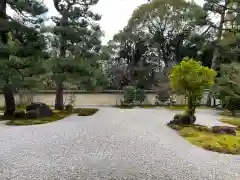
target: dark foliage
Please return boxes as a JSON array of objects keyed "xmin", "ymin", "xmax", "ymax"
[
  {"xmin": 65, "ymin": 104, "xmax": 73, "ymax": 113},
  {"xmin": 26, "ymin": 110, "xmax": 39, "ymax": 119},
  {"xmin": 168, "ymin": 113, "xmax": 196, "ymax": 125},
  {"xmin": 13, "ymin": 110, "xmax": 25, "ymax": 119}
]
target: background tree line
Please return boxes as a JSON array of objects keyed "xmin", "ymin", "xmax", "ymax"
[{"xmin": 102, "ymin": 0, "xmax": 240, "ymax": 108}]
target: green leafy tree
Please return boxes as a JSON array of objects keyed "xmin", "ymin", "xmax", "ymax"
[
  {"xmin": 128, "ymin": 0, "xmax": 207, "ymax": 73},
  {"xmin": 170, "ymin": 57, "xmax": 217, "ymax": 116},
  {"xmin": 104, "ymin": 28, "xmax": 159, "ymax": 90}
]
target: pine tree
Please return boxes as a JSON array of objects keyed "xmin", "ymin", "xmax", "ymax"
[
  {"xmin": 0, "ymin": 0, "xmax": 48, "ymax": 116},
  {"xmin": 52, "ymin": 0, "xmax": 102, "ymax": 110},
  {"xmin": 203, "ymin": 0, "xmax": 240, "ymax": 106}
]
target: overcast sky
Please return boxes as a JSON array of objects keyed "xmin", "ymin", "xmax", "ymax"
[
  {"xmin": 8, "ymin": 0, "xmax": 205, "ymax": 44},
  {"xmin": 43, "ymin": 0, "xmax": 205, "ymax": 44}
]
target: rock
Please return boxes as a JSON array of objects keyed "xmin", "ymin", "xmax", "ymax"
[
  {"xmin": 26, "ymin": 110, "xmax": 39, "ymax": 119},
  {"xmin": 26, "ymin": 102, "xmax": 53, "ymax": 117},
  {"xmin": 168, "ymin": 114, "xmax": 196, "ymax": 125},
  {"xmin": 212, "ymin": 126, "xmax": 236, "ymax": 136},
  {"xmin": 13, "ymin": 110, "xmax": 25, "ymax": 119}
]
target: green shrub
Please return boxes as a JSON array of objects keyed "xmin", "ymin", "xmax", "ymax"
[
  {"xmin": 173, "ymin": 114, "xmax": 181, "ymax": 120},
  {"xmin": 78, "ymin": 108, "xmax": 99, "ymax": 116},
  {"xmin": 65, "ymin": 104, "xmax": 73, "ymax": 113},
  {"xmin": 13, "ymin": 110, "xmax": 25, "ymax": 119},
  {"xmin": 26, "ymin": 110, "xmax": 39, "ymax": 119},
  {"xmin": 123, "ymin": 86, "xmax": 136, "ymax": 104},
  {"xmin": 214, "ymin": 63, "xmax": 240, "ymax": 116},
  {"xmin": 155, "ymin": 93, "xmax": 169, "ymax": 105},
  {"xmin": 118, "ymin": 101, "xmax": 133, "ymax": 109},
  {"xmin": 135, "ymin": 88, "xmax": 146, "ymax": 104},
  {"xmin": 179, "ymin": 114, "xmax": 196, "ymax": 125},
  {"xmin": 226, "ymin": 97, "xmax": 240, "ymax": 116},
  {"xmin": 168, "ymin": 113, "xmax": 196, "ymax": 125},
  {"xmin": 179, "ymin": 114, "xmax": 192, "ymax": 124}
]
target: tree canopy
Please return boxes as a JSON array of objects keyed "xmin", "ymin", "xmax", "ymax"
[{"xmin": 170, "ymin": 57, "xmax": 217, "ymax": 115}]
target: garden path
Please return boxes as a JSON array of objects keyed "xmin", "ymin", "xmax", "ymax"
[{"xmin": 0, "ymin": 107, "xmax": 239, "ymax": 180}]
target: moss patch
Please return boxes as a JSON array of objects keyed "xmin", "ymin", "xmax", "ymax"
[
  {"xmin": 0, "ymin": 105, "xmax": 26, "ymax": 111},
  {"xmin": 140, "ymin": 105, "xmax": 160, "ymax": 108},
  {"xmin": 165, "ymin": 106, "xmax": 187, "ymax": 111},
  {"xmin": 219, "ymin": 110, "xmax": 240, "ymax": 118},
  {"xmin": 77, "ymin": 108, "xmax": 99, "ymax": 116},
  {"xmin": 5, "ymin": 111, "xmax": 72, "ymax": 126},
  {"xmin": 165, "ymin": 105, "xmax": 212, "ymax": 111},
  {"xmin": 2, "ymin": 108, "xmax": 99, "ymax": 126},
  {"xmin": 168, "ymin": 124, "xmax": 240, "ymax": 154},
  {"xmin": 220, "ymin": 118, "xmax": 240, "ymax": 126}
]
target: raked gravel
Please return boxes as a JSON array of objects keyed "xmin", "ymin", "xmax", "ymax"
[{"xmin": 0, "ymin": 107, "xmax": 239, "ymax": 180}]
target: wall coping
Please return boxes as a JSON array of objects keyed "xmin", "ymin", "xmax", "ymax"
[
  {"xmin": 0, "ymin": 90, "xmax": 159, "ymax": 94},
  {"xmin": 0, "ymin": 89, "xmax": 210, "ymax": 94}
]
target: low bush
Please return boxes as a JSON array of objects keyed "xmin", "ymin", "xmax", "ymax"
[
  {"xmin": 118, "ymin": 105, "xmax": 133, "ymax": 109},
  {"xmin": 173, "ymin": 113, "xmax": 182, "ymax": 120},
  {"xmin": 77, "ymin": 108, "xmax": 99, "ymax": 116},
  {"xmin": 116, "ymin": 99, "xmax": 134, "ymax": 109},
  {"xmin": 65, "ymin": 104, "xmax": 74, "ymax": 113},
  {"xmin": 26, "ymin": 110, "xmax": 39, "ymax": 119},
  {"xmin": 180, "ymin": 114, "xmax": 196, "ymax": 124},
  {"xmin": 155, "ymin": 91, "xmax": 170, "ymax": 105},
  {"xmin": 123, "ymin": 86, "xmax": 136, "ymax": 104},
  {"xmin": 168, "ymin": 113, "xmax": 196, "ymax": 125},
  {"xmin": 135, "ymin": 88, "xmax": 146, "ymax": 104},
  {"xmin": 13, "ymin": 110, "xmax": 25, "ymax": 119}
]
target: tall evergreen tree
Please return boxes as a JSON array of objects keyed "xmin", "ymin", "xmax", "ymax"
[
  {"xmin": 52, "ymin": 0, "xmax": 102, "ymax": 110},
  {"xmin": 203, "ymin": 0, "xmax": 240, "ymax": 106},
  {"xmin": 0, "ymin": 0, "xmax": 47, "ymax": 116}
]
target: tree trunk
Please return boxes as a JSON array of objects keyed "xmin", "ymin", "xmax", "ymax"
[
  {"xmin": 1, "ymin": 1, "xmax": 15, "ymax": 116},
  {"xmin": 54, "ymin": 14, "xmax": 67, "ymax": 110},
  {"xmin": 187, "ymin": 94, "xmax": 196, "ymax": 116},
  {"xmin": 206, "ymin": 91, "xmax": 212, "ymax": 107},
  {"xmin": 213, "ymin": 97, "xmax": 216, "ymax": 107},
  {"xmin": 55, "ymin": 81, "xmax": 64, "ymax": 110},
  {"xmin": 3, "ymin": 85, "xmax": 15, "ymax": 117}
]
